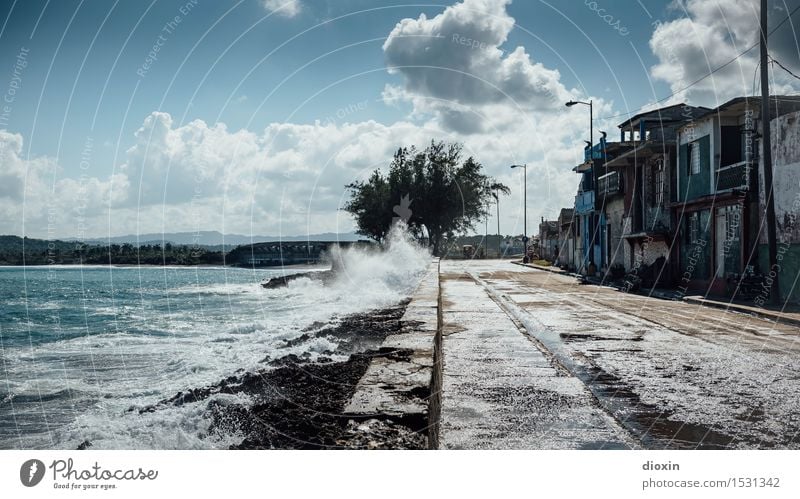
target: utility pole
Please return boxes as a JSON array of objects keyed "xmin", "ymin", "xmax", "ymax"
[{"xmin": 761, "ymin": 0, "xmax": 779, "ymax": 304}]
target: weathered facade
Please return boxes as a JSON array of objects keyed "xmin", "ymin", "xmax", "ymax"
[
  {"xmin": 757, "ymin": 108, "xmax": 800, "ymax": 303},
  {"xmin": 601, "ymin": 104, "xmax": 709, "ymax": 286},
  {"xmin": 676, "ymin": 96, "xmax": 800, "ymax": 297},
  {"xmin": 573, "ymin": 144, "xmax": 603, "ymax": 274},
  {"xmin": 556, "ymin": 208, "xmax": 575, "ymax": 269},
  {"xmin": 538, "ymin": 218, "xmax": 559, "ymax": 262}
]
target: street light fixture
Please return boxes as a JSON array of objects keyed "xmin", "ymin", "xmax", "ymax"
[
  {"xmin": 565, "ymin": 99, "xmax": 593, "ymax": 148},
  {"xmin": 567, "ymin": 99, "xmax": 596, "ymax": 271},
  {"xmin": 510, "ymin": 164, "xmax": 528, "ymax": 263}
]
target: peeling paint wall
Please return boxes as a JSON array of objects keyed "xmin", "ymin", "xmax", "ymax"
[
  {"xmin": 760, "ymin": 111, "xmax": 800, "ymax": 245},
  {"xmin": 604, "ymin": 196, "xmax": 626, "ymax": 270},
  {"xmin": 757, "ymin": 110, "xmax": 800, "ymax": 303}
]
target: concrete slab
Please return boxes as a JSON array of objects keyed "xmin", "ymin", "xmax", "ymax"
[
  {"xmin": 438, "ymin": 260, "xmax": 636, "ymax": 450},
  {"xmin": 343, "ymin": 261, "xmax": 440, "ymax": 439}
]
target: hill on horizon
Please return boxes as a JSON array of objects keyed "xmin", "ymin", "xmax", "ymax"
[{"xmin": 0, "ymin": 231, "xmax": 364, "ymax": 247}]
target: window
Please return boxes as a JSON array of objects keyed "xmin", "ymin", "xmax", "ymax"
[
  {"xmin": 687, "ymin": 140, "xmax": 701, "ymax": 175},
  {"xmin": 653, "ymin": 158, "xmax": 665, "ymax": 206},
  {"xmin": 687, "ymin": 212, "xmax": 700, "ymax": 244}
]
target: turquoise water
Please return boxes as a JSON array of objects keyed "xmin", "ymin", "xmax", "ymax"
[
  {"xmin": 0, "ymin": 233, "xmax": 430, "ymax": 449},
  {"xmin": 0, "ymin": 265, "xmax": 310, "ymax": 449}
]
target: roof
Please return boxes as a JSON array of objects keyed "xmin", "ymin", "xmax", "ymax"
[
  {"xmin": 573, "ymin": 160, "xmax": 592, "ymax": 173},
  {"xmin": 677, "ymin": 95, "xmax": 800, "ymax": 127},
  {"xmin": 618, "ymin": 103, "xmax": 711, "ymax": 130},
  {"xmin": 604, "ymin": 141, "xmax": 672, "ymax": 168}
]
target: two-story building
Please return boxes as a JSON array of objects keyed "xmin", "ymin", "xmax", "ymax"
[
  {"xmin": 573, "ymin": 143, "xmax": 605, "ymax": 275},
  {"xmin": 675, "ymin": 96, "xmax": 800, "ymax": 296},
  {"xmin": 600, "ymin": 104, "xmax": 709, "ymax": 286}
]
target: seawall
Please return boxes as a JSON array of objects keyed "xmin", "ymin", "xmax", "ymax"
[{"xmin": 342, "ymin": 259, "xmax": 442, "ymax": 448}]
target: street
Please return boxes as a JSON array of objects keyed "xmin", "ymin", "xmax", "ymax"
[{"xmin": 439, "ymin": 260, "xmax": 800, "ymax": 449}]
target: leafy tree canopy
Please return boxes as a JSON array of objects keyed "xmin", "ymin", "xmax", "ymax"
[{"xmin": 343, "ymin": 141, "xmax": 509, "ymax": 255}]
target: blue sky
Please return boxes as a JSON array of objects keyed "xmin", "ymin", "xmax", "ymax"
[{"xmin": 1, "ymin": 0, "xmax": 798, "ymax": 238}]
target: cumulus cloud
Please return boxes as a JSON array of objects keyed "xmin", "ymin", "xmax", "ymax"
[
  {"xmin": 0, "ymin": 129, "xmax": 128, "ymax": 238},
  {"xmin": 1, "ymin": 0, "xmax": 614, "ymax": 239},
  {"xmin": 382, "ymin": 0, "xmax": 570, "ymax": 133},
  {"xmin": 2, "ymin": 102, "xmax": 587, "ymax": 240},
  {"xmin": 649, "ymin": 0, "xmax": 799, "ymax": 105},
  {"xmin": 1, "ymin": 114, "xmax": 452, "ymax": 238},
  {"xmin": 261, "ymin": 0, "xmax": 302, "ymax": 18}
]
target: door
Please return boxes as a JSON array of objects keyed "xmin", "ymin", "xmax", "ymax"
[{"xmin": 715, "ymin": 210, "xmax": 726, "ymax": 278}]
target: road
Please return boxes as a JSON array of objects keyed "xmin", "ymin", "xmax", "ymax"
[{"xmin": 439, "ymin": 260, "xmax": 800, "ymax": 449}]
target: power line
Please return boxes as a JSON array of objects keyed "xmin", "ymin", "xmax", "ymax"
[
  {"xmin": 596, "ymin": 3, "xmax": 800, "ymax": 122},
  {"xmin": 771, "ymin": 56, "xmax": 800, "ymax": 81}
]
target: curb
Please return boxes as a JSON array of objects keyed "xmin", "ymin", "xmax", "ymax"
[{"xmin": 682, "ymin": 296, "xmax": 800, "ymax": 328}]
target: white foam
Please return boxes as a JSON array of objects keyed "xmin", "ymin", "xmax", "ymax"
[{"xmin": 2, "ymin": 224, "xmax": 432, "ymax": 449}]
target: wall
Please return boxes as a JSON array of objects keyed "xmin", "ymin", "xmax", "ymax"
[
  {"xmin": 678, "ymin": 134, "xmax": 712, "ymax": 202},
  {"xmin": 604, "ymin": 196, "xmax": 626, "ymax": 270},
  {"xmin": 756, "ymin": 110, "xmax": 800, "ymax": 302}
]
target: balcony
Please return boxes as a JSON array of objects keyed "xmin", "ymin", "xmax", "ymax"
[
  {"xmin": 716, "ymin": 160, "xmax": 750, "ymax": 191},
  {"xmin": 597, "ymin": 171, "xmax": 622, "ymax": 198}
]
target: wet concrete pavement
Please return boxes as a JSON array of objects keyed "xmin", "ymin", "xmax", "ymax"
[
  {"xmin": 439, "ymin": 260, "xmax": 800, "ymax": 449},
  {"xmin": 439, "ymin": 268, "xmax": 636, "ymax": 449}
]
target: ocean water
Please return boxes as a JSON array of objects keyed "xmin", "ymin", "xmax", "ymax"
[{"xmin": 0, "ymin": 228, "xmax": 430, "ymax": 449}]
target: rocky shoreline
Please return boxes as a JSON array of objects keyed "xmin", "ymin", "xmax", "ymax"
[{"xmin": 133, "ymin": 300, "xmax": 428, "ymax": 449}]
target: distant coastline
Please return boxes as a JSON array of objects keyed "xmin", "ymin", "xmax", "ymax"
[{"xmin": 0, "ymin": 234, "xmax": 367, "ymax": 267}]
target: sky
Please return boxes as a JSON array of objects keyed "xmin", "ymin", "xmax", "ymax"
[{"xmin": 1, "ymin": 0, "xmax": 799, "ymax": 240}]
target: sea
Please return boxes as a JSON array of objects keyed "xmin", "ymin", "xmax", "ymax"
[{"xmin": 0, "ymin": 228, "xmax": 430, "ymax": 449}]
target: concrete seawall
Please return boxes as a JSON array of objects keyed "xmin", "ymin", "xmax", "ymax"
[{"xmin": 343, "ymin": 259, "xmax": 442, "ymax": 448}]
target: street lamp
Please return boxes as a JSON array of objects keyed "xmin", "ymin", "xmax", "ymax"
[
  {"xmin": 491, "ymin": 191, "xmax": 500, "ymax": 257},
  {"xmin": 510, "ymin": 164, "xmax": 528, "ymax": 262},
  {"xmin": 565, "ymin": 99, "xmax": 593, "ymax": 148},
  {"xmin": 567, "ymin": 99, "xmax": 595, "ymax": 271}
]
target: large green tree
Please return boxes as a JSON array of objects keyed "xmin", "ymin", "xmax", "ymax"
[{"xmin": 344, "ymin": 141, "xmax": 509, "ymax": 255}]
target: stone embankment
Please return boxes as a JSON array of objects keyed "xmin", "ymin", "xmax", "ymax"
[{"xmin": 343, "ymin": 260, "xmax": 442, "ymax": 448}]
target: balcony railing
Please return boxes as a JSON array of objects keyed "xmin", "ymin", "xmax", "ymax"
[
  {"xmin": 716, "ymin": 160, "xmax": 750, "ymax": 191},
  {"xmin": 597, "ymin": 171, "xmax": 622, "ymax": 197}
]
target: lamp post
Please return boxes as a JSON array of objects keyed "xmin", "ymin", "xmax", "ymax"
[
  {"xmin": 566, "ymin": 99, "xmax": 595, "ymax": 271},
  {"xmin": 510, "ymin": 164, "xmax": 528, "ymax": 262},
  {"xmin": 492, "ymin": 191, "xmax": 500, "ymax": 257},
  {"xmin": 565, "ymin": 99, "xmax": 593, "ymax": 147},
  {"xmin": 484, "ymin": 201, "xmax": 489, "ymax": 259}
]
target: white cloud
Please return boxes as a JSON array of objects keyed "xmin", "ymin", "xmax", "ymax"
[
  {"xmin": 0, "ymin": 129, "xmax": 128, "ymax": 238},
  {"xmin": 0, "ymin": 0, "xmax": 618, "ymax": 240},
  {"xmin": 649, "ymin": 0, "xmax": 799, "ymax": 106},
  {"xmin": 261, "ymin": 0, "xmax": 302, "ymax": 18},
  {"xmin": 382, "ymin": 0, "xmax": 570, "ymax": 134}
]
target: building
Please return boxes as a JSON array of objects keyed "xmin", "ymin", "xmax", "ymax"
[
  {"xmin": 674, "ymin": 96, "xmax": 800, "ymax": 296},
  {"xmin": 556, "ymin": 208, "xmax": 575, "ymax": 269},
  {"xmin": 573, "ymin": 143, "xmax": 601, "ymax": 274},
  {"xmin": 538, "ymin": 218, "xmax": 559, "ymax": 262},
  {"xmin": 757, "ymin": 107, "xmax": 800, "ymax": 303},
  {"xmin": 602, "ymin": 104, "xmax": 709, "ymax": 286}
]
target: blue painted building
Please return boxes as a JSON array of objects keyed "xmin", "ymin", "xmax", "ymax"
[{"xmin": 573, "ymin": 142, "xmax": 605, "ymax": 275}]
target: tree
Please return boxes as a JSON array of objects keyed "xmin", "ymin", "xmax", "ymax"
[{"xmin": 344, "ymin": 140, "xmax": 509, "ymax": 255}]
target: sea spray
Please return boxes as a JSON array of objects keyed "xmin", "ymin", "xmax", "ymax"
[
  {"xmin": 326, "ymin": 221, "xmax": 431, "ymax": 299},
  {"xmin": 0, "ymin": 224, "xmax": 432, "ymax": 449}
]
